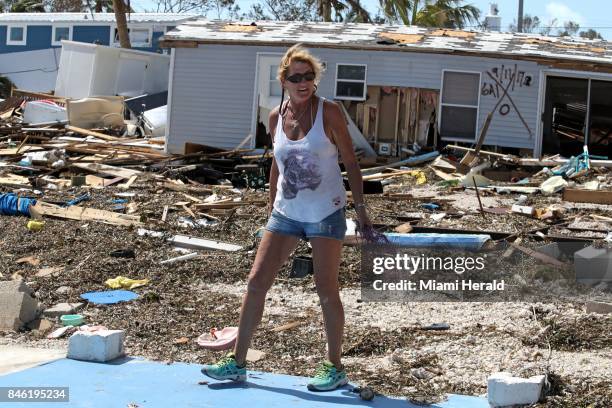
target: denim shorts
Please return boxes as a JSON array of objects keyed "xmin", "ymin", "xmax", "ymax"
[{"xmin": 265, "ymin": 208, "xmax": 347, "ymax": 241}]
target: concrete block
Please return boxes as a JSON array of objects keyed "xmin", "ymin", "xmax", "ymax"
[
  {"xmin": 574, "ymin": 246, "xmax": 612, "ymax": 286},
  {"xmin": 586, "ymin": 301, "xmax": 612, "ymax": 315},
  {"xmin": 67, "ymin": 330, "xmax": 125, "ymax": 362},
  {"xmin": 43, "ymin": 302, "xmax": 84, "ymax": 318},
  {"xmin": 487, "ymin": 372, "xmax": 544, "ymax": 407},
  {"xmin": 0, "ymin": 281, "xmax": 39, "ymax": 331}
]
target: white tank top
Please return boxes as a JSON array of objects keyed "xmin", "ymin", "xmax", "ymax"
[{"xmin": 273, "ymin": 97, "xmax": 347, "ymax": 223}]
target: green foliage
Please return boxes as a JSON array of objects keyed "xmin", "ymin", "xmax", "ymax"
[{"xmin": 379, "ymin": 0, "xmax": 480, "ymax": 28}]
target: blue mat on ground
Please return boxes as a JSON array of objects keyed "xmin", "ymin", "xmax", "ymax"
[
  {"xmin": 0, "ymin": 358, "xmax": 489, "ymax": 407},
  {"xmin": 80, "ymin": 290, "xmax": 138, "ymax": 304}
]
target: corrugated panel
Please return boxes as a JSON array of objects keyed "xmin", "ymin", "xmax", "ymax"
[{"xmin": 167, "ymin": 44, "xmax": 541, "ymax": 152}]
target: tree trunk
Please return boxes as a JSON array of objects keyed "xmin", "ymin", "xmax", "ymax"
[
  {"xmin": 411, "ymin": 0, "xmax": 419, "ymax": 25},
  {"xmin": 112, "ymin": 0, "xmax": 131, "ymax": 48}
]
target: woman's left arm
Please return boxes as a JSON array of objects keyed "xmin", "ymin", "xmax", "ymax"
[{"xmin": 325, "ymin": 101, "xmax": 372, "ymax": 229}]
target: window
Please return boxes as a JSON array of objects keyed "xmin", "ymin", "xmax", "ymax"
[
  {"xmin": 335, "ymin": 64, "xmax": 367, "ymax": 100},
  {"xmin": 52, "ymin": 26, "xmax": 71, "ymax": 46},
  {"xmin": 269, "ymin": 65, "xmax": 281, "ymax": 97},
  {"xmin": 439, "ymin": 70, "xmax": 481, "ymax": 140},
  {"xmin": 7, "ymin": 25, "xmax": 27, "ymax": 46},
  {"xmin": 112, "ymin": 26, "xmax": 152, "ymax": 47}
]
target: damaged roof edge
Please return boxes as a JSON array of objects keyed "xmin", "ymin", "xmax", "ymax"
[
  {"xmin": 158, "ymin": 37, "xmax": 612, "ymax": 73},
  {"xmin": 159, "ymin": 19, "xmax": 612, "ymax": 70}
]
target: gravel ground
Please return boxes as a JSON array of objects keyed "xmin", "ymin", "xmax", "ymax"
[{"xmin": 1, "ymin": 170, "xmax": 611, "ymax": 406}]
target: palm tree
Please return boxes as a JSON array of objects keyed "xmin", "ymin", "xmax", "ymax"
[
  {"xmin": 9, "ymin": 0, "xmax": 45, "ymax": 12},
  {"xmin": 316, "ymin": 0, "xmax": 372, "ymax": 22},
  {"xmin": 112, "ymin": 0, "xmax": 131, "ymax": 48},
  {"xmin": 380, "ymin": 0, "xmax": 480, "ymax": 28}
]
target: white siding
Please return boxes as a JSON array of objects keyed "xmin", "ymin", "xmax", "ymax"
[{"xmin": 166, "ymin": 44, "xmax": 543, "ymax": 153}]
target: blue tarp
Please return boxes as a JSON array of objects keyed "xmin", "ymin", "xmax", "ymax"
[
  {"xmin": 80, "ymin": 290, "xmax": 138, "ymax": 304},
  {"xmin": 0, "ymin": 358, "xmax": 490, "ymax": 408},
  {"xmin": 0, "ymin": 193, "xmax": 36, "ymax": 216},
  {"xmin": 384, "ymin": 233, "xmax": 491, "ymax": 250}
]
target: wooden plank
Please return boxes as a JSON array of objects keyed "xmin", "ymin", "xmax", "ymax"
[
  {"xmin": 12, "ymin": 89, "xmax": 66, "ymax": 103},
  {"xmin": 0, "ymin": 174, "xmax": 31, "ymax": 187},
  {"xmin": 120, "ymin": 175, "xmax": 137, "ymax": 190},
  {"xmin": 161, "ymin": 206, "xmax": 169, "ymax": 222},
  {"xmin": 509, "ymin": 242, "xmax": 569, "ymax": 268},
  {"xmin": 518, "ymin": 158, "xmax": 612, "ymax": 168},
  {"xmin": 428, "ymin": 165, "xmax": 459, "ymax": 181},
  {"xmin": 163, "ymin": 182, "xmax": 212, "ymax": 195},
  {"xmin": 30, "ymin": 201, "xmax": 142, "ymax": 227},
  {"xmin": 563, "ymin": 189, "xmax": 612, "ymax": 205},
  {"xmin": 85, "ymin": 175, "xmax": 106, "ymax": 187},
  {"xmin": 170, "ymin": 235, "xmax": 243, "ymax": 252},
  {"xmin": 0, "ymin": 146, "xmax": 44, "ymax": 155},
  {"xmin": 72, "ymin": 162, "xmax": 141, "ymax": 179},
  {"xmin": 65, "ymin": 125, "xmax": 121, "ymax": 142}
]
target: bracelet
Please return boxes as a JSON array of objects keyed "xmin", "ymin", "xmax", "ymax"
[{"xmin": 355, "ymin": 202, "xmax": 366, "ymax": 209}]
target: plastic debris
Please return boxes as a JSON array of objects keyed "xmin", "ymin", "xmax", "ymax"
[
  {"xmin": 81, "ymin": 290, "xmax": 139, "ymax": 304},
  {"xmin": 0, "ymin": 193, "xmax": 36, "ymax": 216},
  {"xmin": 196, "ymin": 326, "xmax": 238, "ymax": 350},
  {"xmin": 420, "ymin": 203, "xmax": 440, "ymax": 211},
  {"xmin": 105, "ymin": 276, "xmax": 149, "ymax": 290},
  {"xmin": 540, "ymin": 176, "xmax": 568, "ymax": 195},
  {"xmin": 26, "ymin": 220, "xmax": 45, "ymax": 232}
]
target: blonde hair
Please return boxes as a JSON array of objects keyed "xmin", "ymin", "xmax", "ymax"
[{"xmin": 277, "ymin": 44, "xmax": 324, "ymax": 84}]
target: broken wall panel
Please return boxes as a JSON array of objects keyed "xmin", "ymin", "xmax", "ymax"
[{"xmin": 340, "ymin": 85, "xmax": 438, "ymax": 155}]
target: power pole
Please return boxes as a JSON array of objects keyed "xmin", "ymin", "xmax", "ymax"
[{"xmin": 517, "ymin": 0, "xmax": 524, "ymax": 33}]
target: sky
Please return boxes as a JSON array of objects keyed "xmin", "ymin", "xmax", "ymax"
[{"xmin": 132, "ymin": 0, "xmax": 612, "ymax": 39}]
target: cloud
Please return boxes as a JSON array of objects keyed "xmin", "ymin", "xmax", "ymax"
[{"xmin": 545, "ymin": 2, "xmax": 585, "ymax": 25}]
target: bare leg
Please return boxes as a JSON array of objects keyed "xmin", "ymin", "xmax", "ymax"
[
  {"xmin": 233, "ymin": 231, "xmax": 299, "ymax": 366},
  {"xmin": 310, "ymin": 237, "xmax": 344, "ymax": 369}
]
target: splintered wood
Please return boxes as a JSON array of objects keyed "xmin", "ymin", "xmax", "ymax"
[{"xmin": 30, "ymin": 202, "xmax": 142, "ymax": 227}]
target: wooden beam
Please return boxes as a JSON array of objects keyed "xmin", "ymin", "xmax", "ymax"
[
  {"xmin": 563, "ymin": 189, "xmax": 612, "ymax": 205},
  {"xmin": 170, "ymin": 235, "xmax": 242, "ymax": 252},
  {"xmin": 65, "ymin": 125, "xmax": 121, "ymax": 142},
  {"xmin": 72, "ymin": 162, "xmax": 141, "ymax": 179},
  {"xmin": 30, "ymin": 201, "xmax": 142, "ymax": 227}
]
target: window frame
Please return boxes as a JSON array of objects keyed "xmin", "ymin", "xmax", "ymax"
[
  {"xmin": 268, "ymin": 64, "xmax": 281, "ymax": 98},
  {"xmin": 51, "ymin": 24, "xmax": 72, "ymax": 46},
  {"xmin": 438, "ymin": 69, "xmax": 482, "ymax": 142},
  {"xmin": 110, "ymin": 24, "xmax": 153, "ymax": 47},
  {"xmin": 334, "ymin": 63, "xmax": 367, "ymax": 101},
  {"xmin": 6, "ymin": 24, "xmax": 27, "ymax": 46}
]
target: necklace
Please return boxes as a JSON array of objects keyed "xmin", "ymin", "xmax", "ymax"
[{"xmin": 282, "ymin": 98, "xmax": 313, "ymax": 139}]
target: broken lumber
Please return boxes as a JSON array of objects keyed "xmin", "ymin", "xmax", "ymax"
[
  {"xmin": 563, "ymin": 189, "xmax": 612, "ymax": 205},
  {"xmin": 65, "ymin": 125, "xmax": 121, "ymax": 142},
  {"xmin": 509, "ymin": 243, "xmax": 568, "ymax": 268},
  {"xmin": 72, "ymin": 162, "xmax": 141, "ymax": 179},
  {"xmin": 30, "ymin": 201, "xmax": 142, "ymax": 227},
  {"xmin": 355, "ymin": 151, "xmax": 440, "ymax": 176},
  {"xmin": 170, "ymin": 235, "xmax": 242, "ymax": 252}
]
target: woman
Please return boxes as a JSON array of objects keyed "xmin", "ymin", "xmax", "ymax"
[{"xmin": 202, "ymin": 44, "xmax": 372, "ymax": 392}]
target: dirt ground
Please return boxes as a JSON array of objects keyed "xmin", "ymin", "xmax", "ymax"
[{"xmin": 1, "ymin": 169, "xmax": 611, "ymax": 407}]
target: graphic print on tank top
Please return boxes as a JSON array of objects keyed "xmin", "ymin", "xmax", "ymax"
[{"xmin": 281, "ymin": 148, "xmax": 322, "ymax": 199}]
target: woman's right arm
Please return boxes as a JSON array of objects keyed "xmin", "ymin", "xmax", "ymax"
[{"xmin": 268, "ymin": 108, "xmax": 280, "ymax": 215}]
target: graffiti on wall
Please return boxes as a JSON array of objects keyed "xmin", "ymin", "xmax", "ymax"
[{"xmin": 481, "ymin": 64, "xmax": 533, "ymax": 137}]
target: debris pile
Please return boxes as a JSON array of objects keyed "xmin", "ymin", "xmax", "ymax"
[{"xmin": 1, "ymin": 89, "xmax": 611, "ymax": 406}]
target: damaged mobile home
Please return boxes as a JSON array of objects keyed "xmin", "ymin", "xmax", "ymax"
[{"xmin": 160, "ymin": 20, "xmax": 612, "ymax": 160}]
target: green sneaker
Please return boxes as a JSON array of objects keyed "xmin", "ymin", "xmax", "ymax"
[
  {"xmin": 201, "ymin": 353, "xmax": 246, "ymax": 381},
  {"xmin": 307, "ymin": 360, "xmax": 348, "ymax": 391}
]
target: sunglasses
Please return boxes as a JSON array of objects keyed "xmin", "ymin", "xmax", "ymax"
[{"xmin": 286, "ymin": 72, "xmax": 316, "ymax": 83}]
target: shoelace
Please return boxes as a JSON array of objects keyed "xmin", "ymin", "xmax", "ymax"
[
  {"xmin": 217, "ymin": 355, "xmax": 236, "ymax": 368},
  {"xmin": 314, "ymin": 363, "xmax": 333, "ymax": 379}
]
